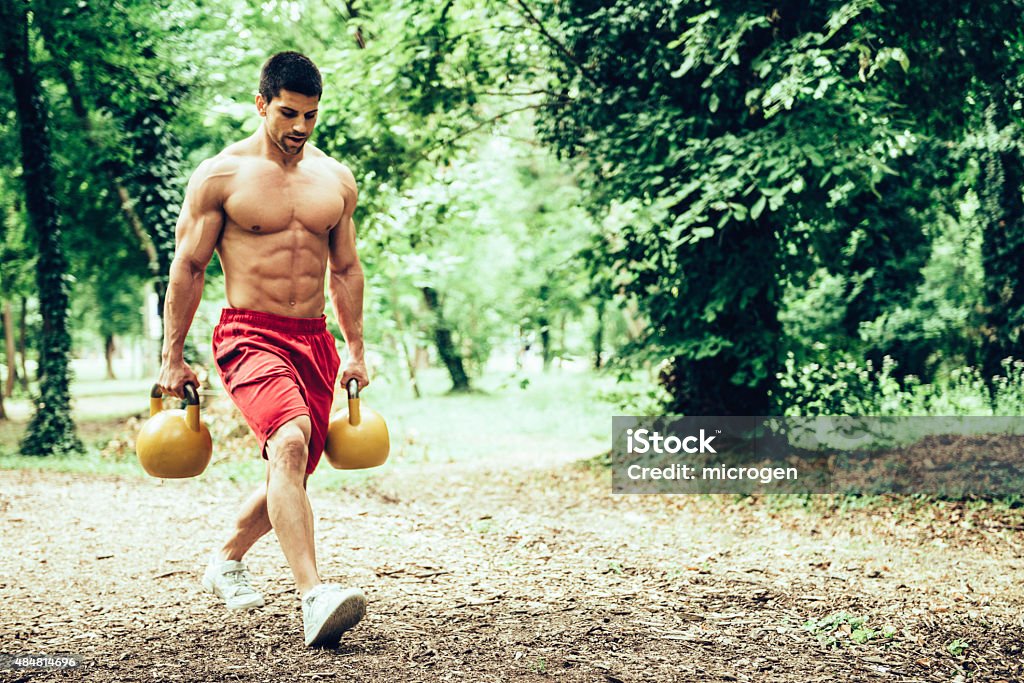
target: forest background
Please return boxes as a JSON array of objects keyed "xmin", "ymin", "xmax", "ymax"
[{"xmin": 0, "ymin": 0, "xmax": 1023, "ymax": 458}]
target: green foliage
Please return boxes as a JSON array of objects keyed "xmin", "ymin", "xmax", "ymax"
[
  {"xmin": 945, "ymin": 638, "xmax": 969, "ymax": 657},
  {"xmin": 358, "ymin": 128, "xmax": 599, "ymax": 386},
  {"xmin": 35, "ymin": 0, "xmax": 197, "ymax": 318},
  {"xmin": 0, "ymin": 176, "xmax": 35, "ymax": 303},
  {"xmin": 533, "ymin": 0, "xmax": 927, "ymax": 413},
  {"xmin": 526, "ymin": 0, "xmax": 1024, "ymax": 415},
  {"xmin": 4, "ymin": 0, "xmax": 1024, "ymax": 428},
  {"xmin": 777, "ymin": 353, "xmax": 1024, "ymax": 416},
  {"xmin": 153, "ymin": 0, "xmax": 606, "ymax": 389},
  {"xmin": 782, "ymin": 179, "xmax": 987, "ymax": 383},
  {"xmin": 803, "ymin": 612, "xmax": 897, "ymax": 648}
]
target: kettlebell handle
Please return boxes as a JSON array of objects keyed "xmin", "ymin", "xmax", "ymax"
[
  {"xmin": 149, "ymin": 383, "xmax": 202, "ymax": 432},
  {"xmin": 346, "ymin": 378, "xmax": 361, "ymax": 426},
  {"xmin": 150, "ymin": 383, "xmax": 200, "ymax": 405}
]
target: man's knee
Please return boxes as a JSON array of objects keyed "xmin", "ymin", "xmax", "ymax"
[
  {"xmin": 266, "ymin": 415, "xmax": 312, "ymax": 476},
  {"xmin": 263, "ymin": 461, "xmax": 312, "ymax": 488}
]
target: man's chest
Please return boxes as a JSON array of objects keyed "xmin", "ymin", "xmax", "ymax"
[{"xmin": 223, "ymin": 162, "xmax": 346, "ymax": 235}]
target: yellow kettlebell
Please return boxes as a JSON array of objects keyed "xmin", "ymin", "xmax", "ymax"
[
  {"xmin": 324, "ymin": 379, "xmax": 390, "ymax": 469},
  {"xmin": 136, "ymin": 383, "xmax": 212, "ymax": 478}
]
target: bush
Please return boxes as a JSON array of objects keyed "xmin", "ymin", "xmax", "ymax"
[{"xmin": 775, "ymin": 352, "xmax": 1024, "ymax": 416}]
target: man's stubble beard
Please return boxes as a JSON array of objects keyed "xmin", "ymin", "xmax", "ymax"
[{"xmin": 277, "ymin": 135, "xmax": 304, "ymax": 155}]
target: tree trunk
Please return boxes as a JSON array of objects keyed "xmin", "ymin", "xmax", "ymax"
[
  {"xmin": 593, "ymin": 299, "xmax": 605, "ymax": 370},
  {"xmin": 421, "ymin": 286, "xmax": 471, "ymax": 392},
  {"xmin": 658, "ymin": 219, "xmax": 781, "ymax": 416},
  {"xmin": 537, "ymin": 283, "xmax": 552, "ymax": 371},
  {"xmin": 342, "ymin": 0, "xmax": 367, "ymax": 49},
  {"xmin": 4, "ymin": 301, "xmax": 18, "ymax": 396},
  {"xmin": 979, "ymin": 99, "xmax": 1024, "ymax": 379},
  {"xmin": 558, "ymin": 314, "xmax": 566, "ymax": 369},
  {"xmin": 621, "ymin": 298, "xmax": 644, "ymax": 341},
  {"xmin": 18, "ymin": 297, "xmax": 29, "ymax": 390},
  {"xmin": 516, "ymin": 326, "xmax": 527, "ymax": 370},
  {"xmin": 539, "ymin": 316, "xmax": 552, "ymax": 371},
  {"xmin": 104, "ymin": 334, "xmax": 117, "ymax": 380},
  {"xmin": 390, "ymin": 277, "xmax": 420, "ymax": 398},
  {"xmin": 1, "ymin": 0, "xmax": 81, "ymax": 455}
]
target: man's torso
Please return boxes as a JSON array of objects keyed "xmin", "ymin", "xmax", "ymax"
[{"xmin": 209, "ymin": 140, "xmax": 350, "ymax": 318}]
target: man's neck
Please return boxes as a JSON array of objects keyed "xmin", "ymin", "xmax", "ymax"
[{"xmin": 256, "ymin": 123, "xmax": 303, "ymax": 167}]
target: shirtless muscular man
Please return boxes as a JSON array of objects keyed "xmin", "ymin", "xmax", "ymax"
[{"xmin": 157, "ymin": 52, "xmax": 367, "ymax": 648}]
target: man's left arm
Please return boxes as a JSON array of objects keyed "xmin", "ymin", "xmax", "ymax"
[{"xmin": 328, "ymin": 164, "xmax": 368, "ymax": 389}]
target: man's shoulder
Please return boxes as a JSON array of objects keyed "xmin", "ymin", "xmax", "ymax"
[
  {"xmin": 306, "ymin": 145, "xmax": 356, "ymax": 185},
  {"xmin": 186, "ymin": 148, "xmax": 249, "ymax": 207},
  {"xmin": 194, "ymin": 149, "xmax": 244, "ymax": 181}
]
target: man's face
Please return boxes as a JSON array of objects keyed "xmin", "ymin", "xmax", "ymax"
[{"xmin": 256, "ymin": 89, "xmax": 320, "ymax": 156}]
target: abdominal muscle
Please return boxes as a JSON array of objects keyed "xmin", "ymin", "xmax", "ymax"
[{"xmin": 216, "ymin": 219, "xmax": 332, "ymax": 319}]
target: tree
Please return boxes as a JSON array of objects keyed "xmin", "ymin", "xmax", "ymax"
[
  {"xmin": 32, "ymin": 0, "xmax": 194, "ymax": 358},
  {"xmin": 0, "ymin": 0, "xmax": 81, "ymax": 455},
  {"xmin": 0, "ymin": 108, "xmax": 35, "ymax": 399},
  {"xmin": 781, "ymin": 1, "xmax": 1024, "ymax": 388},
  {"xmin": 526, "ymin": 0, "xmax": 1024, "ymax": 414}
]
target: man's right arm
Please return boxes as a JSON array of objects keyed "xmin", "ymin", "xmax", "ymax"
[{"xmin": 157, "ymin": 158, "xmax": 228, "ymax": 397}]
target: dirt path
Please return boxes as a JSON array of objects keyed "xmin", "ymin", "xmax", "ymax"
[{"xmin": 1, "ymin": 457, "xmax": 1022, "ymax": 682}]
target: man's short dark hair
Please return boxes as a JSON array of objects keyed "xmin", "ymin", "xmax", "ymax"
[{"xmin": 259, "ymin": 52, "xmax": 322, "ymax": 102}]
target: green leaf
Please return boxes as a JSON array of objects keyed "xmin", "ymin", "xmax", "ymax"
[
  {"xmin": 893, "ymin": 47, "xmax": 910, "ymax": 72},
  {"xmin": 751, "ymin": 195, "xmax": 767, "ymax": 220}
]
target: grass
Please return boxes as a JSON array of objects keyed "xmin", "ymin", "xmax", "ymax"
[
  {"xmin": 0, "ymin": 366, "xmax": 619, "ymax": 486},
  {"xmin": 361, "ymin": 367, "xmax": 613, "ymax": 461},
  {"xmin": 7, "ymin": 364, "xmax": 1024, "ymax": 518},
  {"xmin": 307, "ymin": 367, "xmax": 617, "ymax": 491},
  {"xmin": 0, "ymin": 444, "xmax": 141, "ymax": 477}
]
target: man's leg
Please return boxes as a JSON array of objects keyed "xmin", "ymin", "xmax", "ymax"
[
  {"xmin": 217, "ymin": 470, "xmax": 310, "ymax": 562},
  {"xmin": 261, "ymin": 416, "xmax": 365, "ymax": 647},
  {"xmin": 264, "ymin": 415, "xmax": 322, "ymax": 596},
  {"xmin": 204, "ymin": 433, "xmax": 315, "ymax": 610}
]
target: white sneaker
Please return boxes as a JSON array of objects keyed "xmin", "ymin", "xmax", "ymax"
[
  {"xmin": 201, "ymin": 555, "xmax": 265, "ymax": 611},
  {"xmin": 302, "ymin": 584, "xmax": 366, "ymax": 647}
]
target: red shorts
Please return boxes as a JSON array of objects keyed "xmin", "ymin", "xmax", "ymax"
[{"xmin": 212, "ymin": 308, "xmax": 341, "ymax": 474}]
